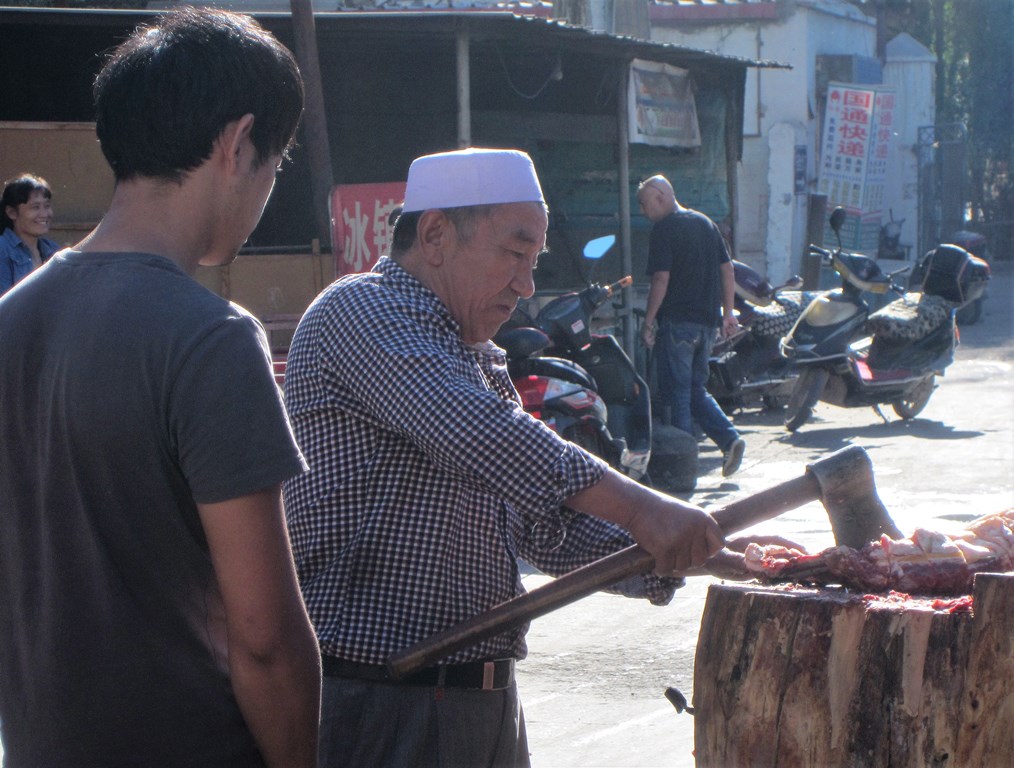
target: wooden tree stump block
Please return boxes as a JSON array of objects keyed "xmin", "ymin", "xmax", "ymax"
[{"xmin": 693, "ymin": 572, "xmax": 1014, "ymax": 767}]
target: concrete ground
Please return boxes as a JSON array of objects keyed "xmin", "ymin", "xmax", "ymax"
[{"xmin": 518, "ymin": 261, "xmax": 1012, "ymax": 768}]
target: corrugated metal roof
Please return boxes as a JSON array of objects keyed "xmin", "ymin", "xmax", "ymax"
[
  {"xmin": 652, "ymin": 0, "xmax": 776, "ymax": 4},
  {"xmin": 0, "ymin": 5, "xmax": 786, "ymax": 69},
  {"xmin": 139, "ymin": 0, "xmax": 555, "ymax": 13},
  {"xmin": 301, "ymin": 9, "xmax": 786, "ymax": 68},
  {"xmin": 146, "ymin": 1, "xmax": 554, "ymax": 12},
  {"xmin": 649, "ymin": 0, "xmax": 784, "ymax": 23}
]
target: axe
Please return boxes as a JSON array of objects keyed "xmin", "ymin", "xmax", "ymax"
[{"xmin": 388, "ymin": 445, "xmax": 899, "ymax": 679}]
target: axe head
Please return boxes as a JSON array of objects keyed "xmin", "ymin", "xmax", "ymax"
[{"xmin": 806, "ymin": 445, "xmax": 902, "ymax": 549}]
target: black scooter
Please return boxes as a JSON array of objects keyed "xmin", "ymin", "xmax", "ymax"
[
  {"xmin": 947, "ymin": 230, "xmax": 990, "ymax": 325},
  {"xmin": 707, "ymin": 261, "xmax": 809, "ymax": 411},
  {"xmin": 778, "ymin": 207, "xmax": 989, "ymax": 432},
  {"xmin": 495, "ymin": 236, "xmax": 697, "ymax": 491}
]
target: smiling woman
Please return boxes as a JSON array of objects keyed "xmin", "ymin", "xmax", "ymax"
[{"xmin": 0, "ymin": 173, "xmax": 59, "ymax": 295}]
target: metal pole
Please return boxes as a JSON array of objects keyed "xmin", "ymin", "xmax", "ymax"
[
  {"xmin": 616, "ymin": 57, "xmax": 634, "ymax": 357},
  {"xmin": 803, "ymin": 193, "xmax": 828, "ymax": 289},
  {"xmin": 725, "ymin": 77, "xmax": 740, "ymax": 260},
  {"xmin": 456, "ymin": 23, "xmax": 472, "ymax": 148},
  {"xmin": 289, "ymin": 0, "xmax": 335, "ymax": 254}
]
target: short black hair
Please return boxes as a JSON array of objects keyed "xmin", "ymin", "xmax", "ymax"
[
  {"xmin": 389, "ymin": 205, "xmax": 493, "ymax": 260},
  {"xmin": 2, "ymin": 174, "xmax": 51, "ymax": 230},
  {"xmin": 93, "ymin": 7, "xmax": 304, "ymax": 182}
]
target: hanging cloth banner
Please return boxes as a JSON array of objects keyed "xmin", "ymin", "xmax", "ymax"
[{"xmin": 628, "ymin": 59, "xmax": 701, "ymax": 148}]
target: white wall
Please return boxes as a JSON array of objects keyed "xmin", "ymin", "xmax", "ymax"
[
  {"xmin": 883, "ymin": 33, "xmax": 936, "ymax": 258},
  {"xmin": 766, "ymin": 121, "xmax": 806, "ymax": 282},
  {"xmin": 651, "ymin": 1, "xmax": 879, "ymax": 278}
]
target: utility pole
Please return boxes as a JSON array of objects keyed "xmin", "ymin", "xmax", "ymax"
[{"xmin": 290, "ymin": 0, "xmax": 335, "ymax": 254}]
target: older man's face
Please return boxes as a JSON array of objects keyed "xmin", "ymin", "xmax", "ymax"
[{"xmin": 443, "ymin": 201, "xmax": 547, "ymax": 344}]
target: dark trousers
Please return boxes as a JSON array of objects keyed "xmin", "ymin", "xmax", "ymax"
[{"xmin": 319, "ymin": 676, "xmax": 531, "ymax": 768}]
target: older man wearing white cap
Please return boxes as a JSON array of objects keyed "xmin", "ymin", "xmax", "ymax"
[{"xmin": 283, "ymin": 148, "xmax": 724, "ymax": 767}]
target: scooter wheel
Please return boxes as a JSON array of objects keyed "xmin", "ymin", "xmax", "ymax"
[
  {"xmin": 892, "ymin": 375, "xmax": 935, "ymax": 419},
  {"xmin": 784, "ymin": 368, "xmax": 828, "ymax": 432}
]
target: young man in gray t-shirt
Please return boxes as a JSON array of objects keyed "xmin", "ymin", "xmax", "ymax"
[{"xmin": 0, "ymin": 9, "xmax": 320, "ymax": 766}]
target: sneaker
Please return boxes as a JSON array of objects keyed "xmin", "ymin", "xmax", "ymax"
[{"xmin": 722, "ymin": 438, "xmax": 745, "ymax": 477}]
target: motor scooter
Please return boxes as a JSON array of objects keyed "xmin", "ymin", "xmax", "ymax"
[
  {"xmin": 946, "ymin": 230, "xmax": 990, "ymax": 325},
  {"xmin": 778, "ymin": 207, "xmax": 989, "ymax": 432},
  {"xmin": 707, "ymin": 261, "xmax": 810, "ymax": 411},
  {"xmin": 495, "ymin": 235, "xmax": 697, "ymax": 491},
  {"xmin": 877, "ymin": 209, "xmax": 907, "ymax": 260},
  {"xmin": 877, "ymin": 212, "xmax": 989, "ymax": 325}
]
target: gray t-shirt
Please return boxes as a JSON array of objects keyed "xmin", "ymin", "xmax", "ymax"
[{"xmin": 0, "ymin": 251, "xmax": 306, "ymax": 766}]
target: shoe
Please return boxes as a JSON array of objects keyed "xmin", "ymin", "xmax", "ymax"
[{"xmin": 722, "ymin": 438, "xmax": 745, "ymax": 477}]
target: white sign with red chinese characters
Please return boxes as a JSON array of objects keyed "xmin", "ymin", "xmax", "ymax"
[{"xmin": 818, "ymin": 83, "xmax": 895, "ymax": 251}]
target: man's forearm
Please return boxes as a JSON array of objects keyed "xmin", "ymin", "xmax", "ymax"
[
  {"xmin": 198, "ymin": 489, "xmax": 322, "ymax": 768},
  {"xmin": 231, "ymin": 619, "xmax": 321, "ymax": 768},
  {"xmin": 720, "ymin": 261, "xmax": 735, "ymax": 317},
  {"xmin": 564, "ymin": 469, "xmax": 723, "ymax": 574},
  {"xmin": 644, "ymin": 272, "xmax": 669, "ymax": 327}
]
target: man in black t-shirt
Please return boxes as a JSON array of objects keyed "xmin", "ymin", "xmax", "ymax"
[{"xmin": 638, "ymin": 174, "xmax": 745, "ymax": 477}]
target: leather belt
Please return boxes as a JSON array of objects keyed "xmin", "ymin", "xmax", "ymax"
[{"xmin": 322, "ymin": 655, "xmax": 515, "ymax": 691}]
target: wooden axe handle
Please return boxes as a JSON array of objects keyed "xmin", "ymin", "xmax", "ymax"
[{"xmin": 387, "ymin": 472, "xmax": 821, "ymax": 679}]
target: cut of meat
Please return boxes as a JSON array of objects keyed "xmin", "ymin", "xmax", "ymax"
[
  {"xmin": 742, "ymin": 509, "xmax": 1013, "ymax": 596},
  {"xmin": 858, "ymin": 590, "xmax": 975, "ymax": 613}
]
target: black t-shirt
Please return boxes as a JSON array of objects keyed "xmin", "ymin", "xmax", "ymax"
[
  {"xmin": 645, "ymin": 207, "xmax": 730, "ymax": 327},
  {"xmin": 0, "ymin": 251, "xmax": 306, "ymax": 766}
]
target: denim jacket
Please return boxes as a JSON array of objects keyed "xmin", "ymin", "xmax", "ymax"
[{"xmin": 1, "ymin": 228, "xmax": 60, "ymax": 295}]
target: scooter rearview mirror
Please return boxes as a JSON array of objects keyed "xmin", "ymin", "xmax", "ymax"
[
  {"xmin": 830, "ymin": 207, "xmax": 847, "ymax": 232},
  {"xmin": 583, "ymin": 235, "xmax": 616, "ymax": 261},
  {"xmin": 829, "ymin": 207, "xmax": 846, "ymax": 249}
]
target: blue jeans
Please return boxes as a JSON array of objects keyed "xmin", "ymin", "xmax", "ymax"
[{"xmin": 655, "ymin": 320, "xmax": 739, "ymax": 452}]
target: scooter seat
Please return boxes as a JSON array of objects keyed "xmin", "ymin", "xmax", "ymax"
[
  {"xmin": 496, "ymin": 326, "xmax": 550, "ymax": 358},
  {"xmin": 866, "ymin": 292, "xmax": 956, "ymax": 342},
  {"xmin": 750, "ymin": 291, "xmax": 816, "ymax": 339}
]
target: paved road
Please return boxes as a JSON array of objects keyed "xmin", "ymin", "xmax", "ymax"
[{"xmin": 519, "ymin": 262, "xmax": 1013, "ymax": 768}]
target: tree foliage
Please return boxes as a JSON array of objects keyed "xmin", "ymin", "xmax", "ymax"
[
  {"xmin": 962, "ymin": 0, "xmax": 1012, "ymax": 255},
  {"xmin": 870, "ymin": 0, "xmax": 1012, "ymax": 255}
]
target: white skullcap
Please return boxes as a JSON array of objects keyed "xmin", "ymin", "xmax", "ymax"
[{"xmin": 401, "ymin": 147, "xmax": 545, "ymax": 213}]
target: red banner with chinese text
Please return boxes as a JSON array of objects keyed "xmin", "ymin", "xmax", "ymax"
[{"xmin": 331, "ymin": 182, "xmax": 406, "ymax": 276}]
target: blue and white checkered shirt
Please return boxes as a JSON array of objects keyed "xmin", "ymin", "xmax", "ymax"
[{"xmin": 283, "ymin": 257, "xmax": 678, "ymax": 665}]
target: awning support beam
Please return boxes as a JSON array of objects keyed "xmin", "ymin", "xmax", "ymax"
[{"xmin": 456, "ymin": 22, "xmax": 472, "ymax": 148}]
